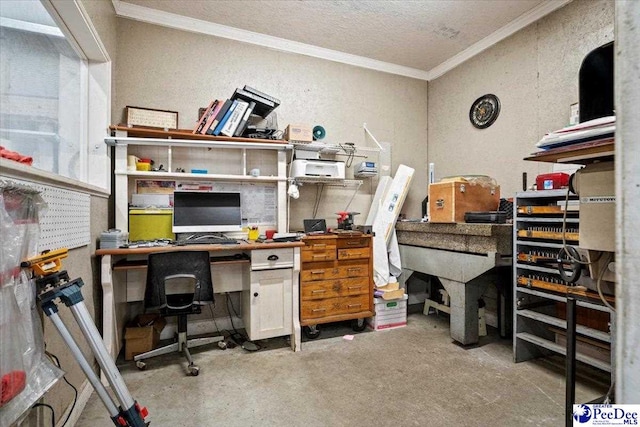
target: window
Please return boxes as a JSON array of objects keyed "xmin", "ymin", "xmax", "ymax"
[{"xmin": 0, "ymin": 0, "xmax": 87, "ymax": 181}]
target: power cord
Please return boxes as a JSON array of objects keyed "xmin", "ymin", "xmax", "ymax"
[
  {"xmin": 225, "ymin": 294, "xmax": 261, "ymax": 351},
  {"xmin": 32, "ymin": 403, "xmax": 55, "ymax": 426},
  {"xmin": 44, "ymin": 350, "xmax": 78, "ymax": 427}
]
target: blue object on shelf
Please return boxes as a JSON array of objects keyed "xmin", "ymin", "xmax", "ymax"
[{"xmin": 191, "ymin": 169, "xmax": 207, "ymax": 174}]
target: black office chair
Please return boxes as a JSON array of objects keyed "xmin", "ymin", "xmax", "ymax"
[{"xmin": 134, "ymin": 251, "xmax": 223, "ymax": 376}]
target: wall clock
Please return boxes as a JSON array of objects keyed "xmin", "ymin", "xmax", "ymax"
[{"xmin": 469, "ymin": 94, "xmax": 500, "ymax": 129}]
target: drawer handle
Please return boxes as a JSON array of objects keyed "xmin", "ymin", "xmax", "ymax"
[
  {"xmin": 347, "ymin": 268, "xmax": 362, "ymax": 272},
  {"xmin": 347, "ymin": 303, "xmax": 362, "ymax": 308},
  {"xmin": 346, "ymin": 241, "xmax": 360, "ymax": 246},
  {"xmin": 348, "ymin": 286, "xmax": 362, "ymax": 290},
  {"xmin": 267, "ymin": 255, "xmax": 279, "ymax": 261},
  {"xmin": 311, "ymin": 289, "xmax": 326, "ymax": 294},
  {"xmin": 312, "ymin": 308, "xmax": 326, "ymax": 313},
  {"xmin": 310, "ymin": 270, "xmax": 325, "ymax": 275},
  {"xmin": 312, "ymin": 244, "xmax": 326, "ymax": 249},
  {"xmin": 312, "ymin": 255, "xmax": 327, "ymax": 259}
]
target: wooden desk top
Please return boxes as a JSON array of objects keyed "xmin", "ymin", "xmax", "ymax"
[{"xmin": 96, "ymin": 240, "xmax": 304, "ymax": 256}]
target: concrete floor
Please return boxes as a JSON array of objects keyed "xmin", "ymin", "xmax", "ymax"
[{"xmin": 78, "ymin": 313, "xmax": 609, "ymax": 426}]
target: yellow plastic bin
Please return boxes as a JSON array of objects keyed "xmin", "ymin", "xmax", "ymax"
[{"xmin": 129, "ymin": 209, "xmax": 174, "ymax": 241}]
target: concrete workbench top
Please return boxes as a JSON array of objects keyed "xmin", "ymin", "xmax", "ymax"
[{"xmin": 395, "ymin": 222, "xmax": 512, "ymax": 255}]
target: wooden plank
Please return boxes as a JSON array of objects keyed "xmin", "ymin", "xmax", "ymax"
[
  {"xmin": 517, "ymin": 205, "xmax": 563, "ymax": 215},
  {"xmin": 524, "ymin": 137, "xmax": 614, "ymax": 164},
  {"xmin": 517, "ymin": 229, "xmax": 579, "ymax": 241},
  {"xmin": 109, "ymin": 124, "xmax": 287, "ymax": 145}
]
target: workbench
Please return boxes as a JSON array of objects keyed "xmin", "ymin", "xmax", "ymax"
[{"xmin": 396, "ymin": 222, "xmax": 512, "ymax": 345}]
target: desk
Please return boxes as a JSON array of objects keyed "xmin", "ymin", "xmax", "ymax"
[
  {"xmin": 395, "ymin": 222, "xmax": 512, "ymax": 345},
  {"xmin": 96, "ymin": 241, "xmax": 304, "ymax": 361}
]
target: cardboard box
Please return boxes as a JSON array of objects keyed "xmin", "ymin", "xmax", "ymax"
[
  {"xmin": 284, "ymin": 124, "xmax": 313, "ymax": 142},
  {"xmin": 129, "ymin": 209, "xmax": 174, "ymax": 241},
  {"xmin": 368, "ymin": 294, "xmax": 408, "ymax": 331},
  {"xmin": 124, "ymin": 314, "xmax": 166, "ymax": 360},
  {"xmin": 428, "ymin": 178, "xmax": 500, "ymax": 223}
]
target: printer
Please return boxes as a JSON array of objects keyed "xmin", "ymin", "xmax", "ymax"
[{"xmin": 291, "ymin": 159, "xmax": 345, "ymax": 179}]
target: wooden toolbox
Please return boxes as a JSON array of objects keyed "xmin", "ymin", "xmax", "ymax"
[{"xmin": 428, "ymin": 179, "xmax": 500, "ymax": 223}]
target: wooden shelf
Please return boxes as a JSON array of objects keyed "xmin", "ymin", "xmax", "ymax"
[
  {"xmin": 524, "ymin": 137, "xmax": 614, "ymax": 164},
  {"xmin": 109, "ymin": 125, "xmax": 288, "ymax": 145}
]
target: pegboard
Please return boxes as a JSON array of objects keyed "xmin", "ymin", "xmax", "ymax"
[{"xmin": 11, "ymin": 179, "xmax": 90, "ymax": 249}]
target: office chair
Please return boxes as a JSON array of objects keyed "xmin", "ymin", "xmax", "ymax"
[{"xmin": 134, "ymin": 251, "xmax": 223, "ymax": 376}]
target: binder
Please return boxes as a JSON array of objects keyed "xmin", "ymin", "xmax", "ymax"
[
  {"xmin": 211, "ymin": 100, "xmax": 238, "ymax": 136},
  {"xmin": 205, "ymin": 99, "xmax": 232, "ymax": 135},
  {"xmin": 233, "ymin": 101, "xmax": 255, "ymax": 137}
]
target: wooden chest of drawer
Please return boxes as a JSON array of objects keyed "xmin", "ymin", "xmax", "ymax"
[
  {"xmin": 300, "ymin": 260, "xmax": 369, "ymax": 282},
  {"xmin": 300, "ymin": 233, "xmax": 374, "ymax": 327},
  {"xmin": 301, "ymin": 277, "xmax": 370, "ymax": 300},
  {"xmin": 301, "ymin": 294, "xmax": 370, "ymax": 319}
]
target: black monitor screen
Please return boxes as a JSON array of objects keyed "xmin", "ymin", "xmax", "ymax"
[{"xmin": 172, "ymin": 191, "xmax": 242, "ymax": 233}]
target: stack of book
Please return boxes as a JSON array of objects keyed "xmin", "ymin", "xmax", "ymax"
[{"xmin": 192, "ymin": 86, "xmax": 280, "ymax": 137}]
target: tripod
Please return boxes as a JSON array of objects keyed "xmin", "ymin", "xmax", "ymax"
[{"xmin": 31, "ymin": 260, "xmax": 149, "ymax": 426}]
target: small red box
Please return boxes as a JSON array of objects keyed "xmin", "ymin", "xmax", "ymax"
[{"xmin": 536, "ymin": 172, "xmax": 570, "ymax": 190}]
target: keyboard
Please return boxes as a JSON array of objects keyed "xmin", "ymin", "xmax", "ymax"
[{"xmin": 179, "ymin": 238, "xmax": 239, "ymax": 245}]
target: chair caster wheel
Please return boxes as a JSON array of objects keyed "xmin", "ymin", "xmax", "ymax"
[
  {"xmin": 188, "ymin": 364, "xmax": 200, "ymax": 376},
  {"xmin": 218, "ymin": 340, "xmax": 227, "ymax": 350},
  {"xmin": 135, "ymin": 361, "xmax": 146, "ymax": 371}
]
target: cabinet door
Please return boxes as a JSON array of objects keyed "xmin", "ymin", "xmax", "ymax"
[{"xmin": 246, "ymin": 268, "xmax": 292, "ymax": 340}]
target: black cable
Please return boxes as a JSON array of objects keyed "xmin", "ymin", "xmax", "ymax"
[
  {"xmin": 225, "ymin": 293, "xmax": 241, "ymax": 336},
  {"xmin": 557, "ymin": 246, "xmax": 582, "ymax": 283},
  {"xmin": 45, "ymin": 351, "xmax": 78, "ymax": 427},
  {"xmin": 33, "ymin": 403, "xmax": 55, "ymax": 426}
]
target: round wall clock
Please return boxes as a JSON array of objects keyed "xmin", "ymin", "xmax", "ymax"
[{"xmin": 469, "ymin": 94, "xmax": 500, "ymax": 129}]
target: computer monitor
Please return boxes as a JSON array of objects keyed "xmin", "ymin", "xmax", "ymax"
[{"xmin": 172, "ymin": 191, "xmax": 242, "ymax": 233}]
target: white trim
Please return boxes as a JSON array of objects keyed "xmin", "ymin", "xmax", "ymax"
[
  {"xmin": 428, "ymin": 0, "xmax": 573, "ymax": 80},
  {"xmin": 0, "ymin": 16, "xmax": 63, "ymax": 37},
  {"xmin": 55, "ymin": 379, "xmax": 94, "ymax": 427},
  {"xmin": 111, "ymin": 0, "xmax": 430, "ymax": 81},
  {"xmin": 44, "ymin": 0, "xmax": 110, "ymax": 62},
  {"xmin": 112, "ymin": 0, "xmax": 572, "ymax": 81},
  {"xmin": 1, "ymin": 158, "xmax": 110, "ymax": 197}
]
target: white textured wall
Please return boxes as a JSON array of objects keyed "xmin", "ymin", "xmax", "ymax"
[
  {"xmin": 428, "ymin": 0, "xmax": 614, "ymax": 199},
  {"xmin": 114, "ymin": 19, "xmax": 428, "ymax": 226}
]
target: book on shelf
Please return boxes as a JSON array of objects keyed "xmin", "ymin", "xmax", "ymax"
[
  {"xmin": 205, "ymin": 99, "xmax": 232, "ymax": 135},
  {"xmin": 243, "ymin": 86, "xmax": 280, "ymax": 106},
  {"xmin": 200, "ymin": 100, "xmax": 224, "ymax": 134},
  {"xmin": 233, "ymin": 101, "xmax": 255, "ymax": 137},
  {"xmin": 193, "ymin": 100, "xmax": 217, "ymax": 134},
  {"xmin": 211, "ymin": 100, "xmax": 238, "ymax": 136},
  {"xmin": 231, "ymin": 88, "xmax": 277, "ymax": 118},
  {"xmin": 220, "ymin": 100, "xmax": 249, "ymax": 137}
]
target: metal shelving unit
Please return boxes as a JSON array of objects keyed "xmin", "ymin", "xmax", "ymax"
[{"xmin": 513, "ymin": 190, "xmax": 612, "ymax": 372}]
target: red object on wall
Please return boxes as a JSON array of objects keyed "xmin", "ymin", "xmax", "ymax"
[{"xmin": 536, "ymin": 172, "xmax": 570, "ymax": 190}]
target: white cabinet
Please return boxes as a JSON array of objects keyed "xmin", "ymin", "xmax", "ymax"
[{"xmin": 243, "ymin": 248, "xmax": 294, "ymax": 340}]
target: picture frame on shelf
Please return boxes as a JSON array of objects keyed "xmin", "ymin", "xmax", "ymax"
[{"xmin": 125, "ymin": 106, "xmax": 179, "ymax": 130}]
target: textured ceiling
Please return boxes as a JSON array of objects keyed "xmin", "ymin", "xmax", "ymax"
[{"xmin": 120, "ymin": 0, "xmax": 548, "ymax": 72}]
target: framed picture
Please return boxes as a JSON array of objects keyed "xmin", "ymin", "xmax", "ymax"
[{"xmin": 126, "ymin": 106, "xmax": 178, "ymax": 129}]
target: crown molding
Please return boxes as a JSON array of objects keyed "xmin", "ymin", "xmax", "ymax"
[
  {"xmin": 427, "ymin": 0, "xmax": 573, "ymax": 80},
  {"xmin": 111, "ymin": 0, "xmax": 430, "ymax": 81},
  {"xmin": 112, "ymin": 0, "xmax": 572, "ymax": 82}
]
